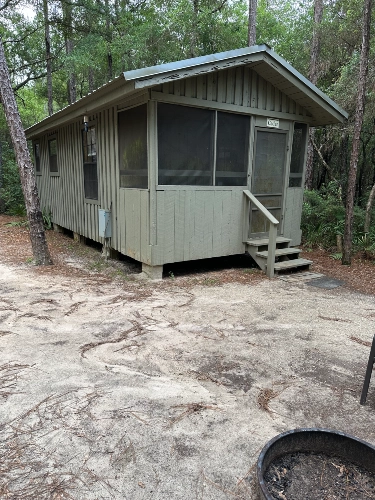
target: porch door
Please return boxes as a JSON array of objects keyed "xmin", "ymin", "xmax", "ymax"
[{"xmin": 249, "ymin": 128, "xmax": 288, "ymax": 237}]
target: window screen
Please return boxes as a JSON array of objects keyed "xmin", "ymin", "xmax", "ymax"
[
  {"xmin": 34, "ymin": 142, "xmax": 40, "ymax": 173},
  {"xmin": 82, "ymin": 126, "xmax": 98, "ymax": 199},
  {"xmin": 118, "ymin": 104, "xmax": 148, "ymax": 189},
  {"xmin": 216, "ymin": 112, "xmax": 249, "ymax": 186},
  {"xmin": 289, "ymin": 122, "xmax": 307, "ymax": 187},
  {"xmin": 253, "ymin": 131, "xmax": 286, "ymax": 194},
  {"xmin": 48, "ymin": 138, "xmax": 58, "ymax": 172},
  {"xmin": 158, "ymin": 103, "xmax": 213, "ymax": 186}
]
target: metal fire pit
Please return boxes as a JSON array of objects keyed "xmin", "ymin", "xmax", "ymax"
[{"xmin": 256, "ymin": 428, "xmax": 375, "ymax": 500}]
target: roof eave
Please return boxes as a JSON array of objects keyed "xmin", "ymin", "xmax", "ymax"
[
  {"xmin": 25, "ymin": 75, "xmax": 134, "ymax": 139},
  {"xmin": 125, "ymin": 45, "xmax": 347, "ymax": 126}
]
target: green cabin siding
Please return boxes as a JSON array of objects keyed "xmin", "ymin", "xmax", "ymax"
[{"xmin": 31, "ymin": 58, "xmax": 341, "ymax": 268}]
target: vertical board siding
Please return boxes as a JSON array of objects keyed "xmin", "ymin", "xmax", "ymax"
[
  {"xmin": 118, "ymin": 189, "xmax": 150, "ymax": 264},
  {"xmin": 36, "ymin": 105, "xmax": 150, "ymax": 264},
  {"xmin": 157, "ymin": 66, "xmax": 306, "ymax": 117},
  {"xmin": 283, "ymin": 188, "xmax": 304, "ymax": 246},
  {"xmin": 153, "ymin": 189, "xmax": 245, "ymax": 265}
]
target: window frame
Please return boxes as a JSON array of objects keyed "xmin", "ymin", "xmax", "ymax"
[
  {"xmin": 33, "ymin": 140, "xmax": 41, "ymax": 175},
  {"xmin": 82, "ymin": 124, "xmax": 99, "ymax": 203},
  {"xmin": 156, "ymin": 103, "xmax": 251, "ymax": 189},
  {"xmin": 288, "ymin": 122, "xmax": 308, "ymax": 188},
  {"xmin": 48, "ymin": 135, "xmax": 59, "ymax": 176}
]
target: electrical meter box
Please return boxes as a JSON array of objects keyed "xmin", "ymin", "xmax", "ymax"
[{"xmin": 98, "ymin": 209, "xmax": 111, "ymax": 238}]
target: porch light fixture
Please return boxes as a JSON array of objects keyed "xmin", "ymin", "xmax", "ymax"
[{"xmin": 83, "ymin": 115, "xmax": 89, "ymax": 132}]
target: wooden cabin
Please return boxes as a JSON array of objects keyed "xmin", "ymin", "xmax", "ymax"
[{"xmin": 26, "ymin": 45, "xmax": 347, "ymax": 278}]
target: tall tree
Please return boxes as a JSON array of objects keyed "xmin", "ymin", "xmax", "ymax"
[
  {"xmin": 342, "ymin": 0, "xmax": 373, "ymax": 265},
  {"xmin": 61, "ymin": 0, "xmax": 77, "ymax": 104},
  {"xmin": 43, "ymin": 0, "xmax": 53, "ymax": 115},
  {"xmin": 305, "ymin": 0, "xmax": 323, "ymax": 190},
  {"xmin": 0, "ymin": 37, "xmax": 52, "ymax": 265},
  {"xmin": 248, "ymin": 0, "xmax": 257, "ymax": 46}
]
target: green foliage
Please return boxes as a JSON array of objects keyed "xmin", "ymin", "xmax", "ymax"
[
  {"xmin": 353, "ymin": 232, "xmax": 375, "ymax": 258},
  {"xmin": 42, "ymin": 207, "xmax": 53, "ymax": 230},
  {"xmin": 5, "ymin": 220, "xmax": 28, "ymax": 227},
  {"xmin": 301, "ymin": 182, "xmax": 363, "ymax": 249},
  {"xmin": 0, "ymin": 141, "xmax": 25, "ymax": 216}
]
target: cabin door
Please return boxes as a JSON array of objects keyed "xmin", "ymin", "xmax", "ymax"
[{"xmin": 249, "ymin": 128, "xmax": 288, "ymax": 238}]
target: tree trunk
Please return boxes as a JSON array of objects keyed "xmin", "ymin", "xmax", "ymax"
[
  {"xmin": 190, "ymin": 0, "xmax": 199, "ymax": 58},
  {"xmin": 364, "ymin": 183, "xmax": 375, "ymax": 233},
  {"xmin": 105, "ymin": 0, "xmax": 113, "ymax": 81},
  {"xmin": 342, "ymin": 0, "xmax": 372, "ymax": 265},
  {"xmin": 0, "ymin": 39, "xmax": 52, "ymax": 265},
  {"xmin": 305, "ymin": 0, "xmax": 323, "ymax": 190},
  {"xmin": 66, "ymin": 39, "xmax": 76, "ymax": 104},
  {"xmin": 88, "ymin": 68, "xmax": 95, "ymax": 93},
  {"xmin": 247, "ymin": 0, "xmax": 257, "ymax": 46},
  {"xmin": 61, "ymin": 1, "xmax": 76, "ymax": 104},
  {"xmin": 43, "ymin": 0, "xmax": 53, "ymax": 116}
]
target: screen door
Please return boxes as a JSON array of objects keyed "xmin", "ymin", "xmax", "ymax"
[{"xmin": 250, "ymin": 129, "xmax": 288, "ymax": 237}]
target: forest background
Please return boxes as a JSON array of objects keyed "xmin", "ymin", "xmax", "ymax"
[{"xmin": 0, "ymin": 0, "xmax": 374, "ymax": 258}]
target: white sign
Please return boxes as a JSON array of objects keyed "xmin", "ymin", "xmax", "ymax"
[{"xmin": 267, "ymin": 118, "xmax": 279, "ymax": 128}]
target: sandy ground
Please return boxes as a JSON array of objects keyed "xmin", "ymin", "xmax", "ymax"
[{"xmin": 1, "ymin": 228, "xmax": 375, "ymax": 498}]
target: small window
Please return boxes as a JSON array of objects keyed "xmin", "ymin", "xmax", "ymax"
[
  {"xmin": 289, "ymin": 123, "xmax": 307, "ymax": 187},
  {"xmin": 158, "ymin": 103, "xmax": 213, "ymax": 186},
  {"xmin": 48, "ymin": 138, "xmax": 58, "ymax": 172},
  {"xmin": 118, "ymin": 104, "xmax": 148, "ymax": 189},
  {"xmin": 33, "ymin": 142, "xmax": 41, "ymax": 173},
  {"xmin": 82, "ymin": 126, "xmax": 98, "ymax": 200}
]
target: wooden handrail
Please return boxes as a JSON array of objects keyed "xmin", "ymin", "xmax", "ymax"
[
  {"xmin": 243, "ymin": 190, "xmax": 279, "ymax": 278},
  {"xmin": 243, "ymin": 190, "xmax": 279, "ymax": 225}
]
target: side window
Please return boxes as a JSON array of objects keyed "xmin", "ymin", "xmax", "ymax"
[
  {"xmin": 289, "ymin": 123, "xmax": 308, "ymax": 187},
  {"xmin": 118, "ymin": 104, "xmax": 148, "ymax": 189},
  {"xmin": 48, "ymin": 138, "xmax": 58, "ymax": 173},
  {"xmin": 33, "ymin": 142, "xmax": 41, "ymax": 174},
  {"xmin": 82, "ymin": 126, "xmax": 98, "ymax": 200}
]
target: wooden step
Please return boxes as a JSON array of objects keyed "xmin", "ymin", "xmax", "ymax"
[
  {"xmin": 256, "ymin": 248, "xmax": 301, "ymax": 259},
  {"xmin": 273, "ymin": 258, "xmax": 313, "ymax": 271},
  {"xmin": 246, "ymin": 237, "xmax": 291, "ymax": 247}
]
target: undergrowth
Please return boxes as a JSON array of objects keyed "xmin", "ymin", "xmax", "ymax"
[{"xmin": 301, "ymin": 181, "xmax": 375, "ymax": 258}]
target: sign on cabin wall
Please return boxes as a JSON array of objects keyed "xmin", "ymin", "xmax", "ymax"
[{"xmin": 267, "ymin": 118, "xmax": 279, "ymax": 128}]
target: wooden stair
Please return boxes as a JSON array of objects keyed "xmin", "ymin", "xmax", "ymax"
[{"xmin": 246, "ymin": 237, "xmax": 312, "ymax": 275}]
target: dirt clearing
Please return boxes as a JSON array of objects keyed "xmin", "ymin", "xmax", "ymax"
[{"xmin": 1, "ymin": 216, "xmax": 375, "ymax": 499}]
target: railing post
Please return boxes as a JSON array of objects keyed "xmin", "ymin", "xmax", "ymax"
[
  {"xmin": 243, "ymin": 190, "xmax": 279, "ymax": 278},
  {"xmin": 267, "ymin": 222, "xmax": 277, "ymax": 278}
]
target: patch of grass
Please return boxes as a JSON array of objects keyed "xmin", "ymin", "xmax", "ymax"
[
  {"xmin": 87, "ymin": 260, "xmax": 110, "ymax": 272},
  {"xmin": 330, "ymin": 253, "xmax": 342, "ymax": 260},
  {"xmin": 25, "ymin": 257, "xmax": 34, "ymax": 264},
  {"xmin": 5, "ymin": 220, "xmax": 29, "ymax": 228},
  {"xmin": 201, "ymin": 277, "xmax": 219, "ymax": 286}
]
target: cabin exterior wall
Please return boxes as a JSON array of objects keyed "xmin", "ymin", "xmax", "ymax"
[
  {"xmin": 34, "ymin": 102, "xmax": 152, "ymax": 265},
  {"xmin": 34, "ymin": 65, "xmax": 310, "ymax": 267}
]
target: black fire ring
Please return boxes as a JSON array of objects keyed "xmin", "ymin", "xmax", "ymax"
[{"xmin": 256, "ymin": 428, "xmax": 375, "ymax": 500}]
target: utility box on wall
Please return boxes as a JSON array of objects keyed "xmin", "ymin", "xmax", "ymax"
[{"xmin": 98, "ymin": 209, "xmax": 111, "ymax": 238}]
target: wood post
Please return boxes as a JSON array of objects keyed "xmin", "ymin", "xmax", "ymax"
[{"xmin": 267, "ymin": 222, "xmax": 277, "ymax": 279}]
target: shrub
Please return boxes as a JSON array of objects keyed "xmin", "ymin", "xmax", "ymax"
[
  {"xmin": 301, "ymin": 181, "xmax": 369, "ymax": 251},
  {"xmin": 0, "ymin": 141, "xmax": 25, "ymax": 215}
]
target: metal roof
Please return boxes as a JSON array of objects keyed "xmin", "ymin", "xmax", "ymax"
[{"xmin": 26, "ymin": 45, "xmax": 347, "ymax": 138}]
